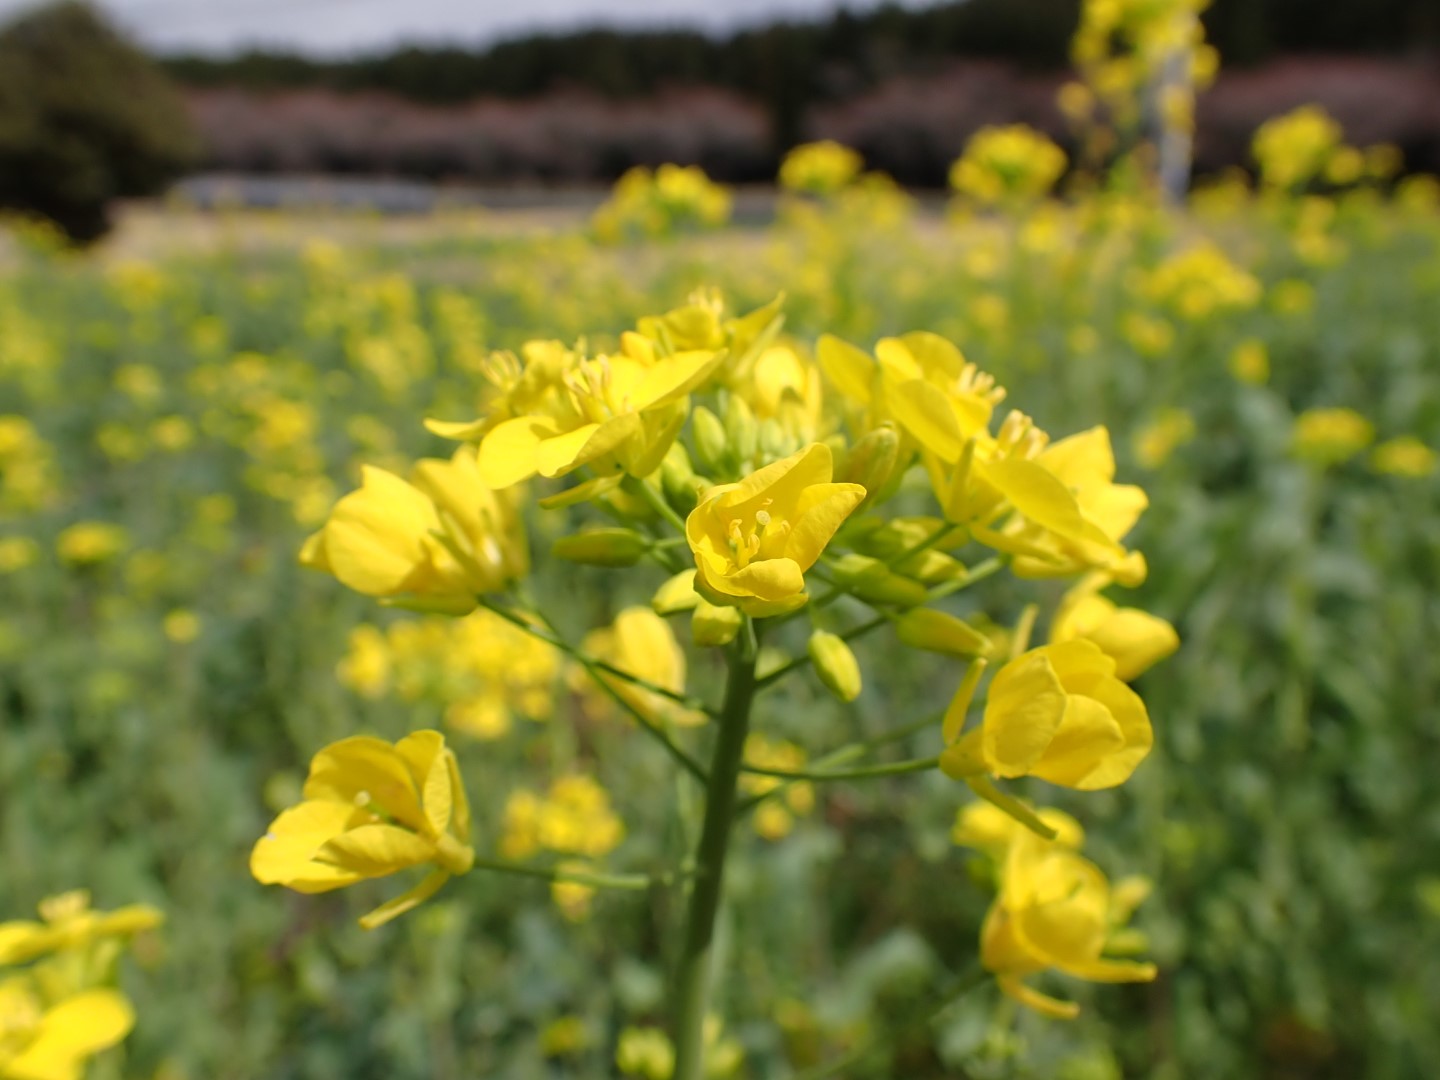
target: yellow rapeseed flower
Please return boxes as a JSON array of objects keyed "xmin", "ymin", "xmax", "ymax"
[
  {"xmin": 55, "ymin": 523, "xmax": 128, "ymax": 566},
  {"xmin": 778, "ymin": 140, "xmax": 864, "ymax": 195},
  {"xmin": 979, "ymin": 829, "xmax": 1156, "ymax": 1018},
  {"xmin": 1370, "ymin": 436, "xmax": 1437, "ymax": 478},
  {"xmin": 942, "ymin": 640, "xmax": 1152, "ymax": 791},
  {"xmin": 1291, "ymin": 407, "xmax": 1374, "ymax": 466},
  {"xmin": 0, "ymin": 981, "xmax": 135, "ymax": 1080},
  {"xmin": 1050, "ymin": 573, "xmax": 1179, "ymax": 681},
  {"xmin": 685, "ymin": 443, "xmax": 865, "ymax": 614},
  {"xmin": 250, "ymin": 731, "xmax": 474, "ymax": 929},
  {"xmin": 580, "ymin": 606, "xmax": 704, "ymax": 727}
]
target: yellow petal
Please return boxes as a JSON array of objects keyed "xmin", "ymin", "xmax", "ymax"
[
  {"xmin": 477, "ymin": 416, "xmax": 556, "ymax": 488},
  {"xmin": 1064, "ymin": 957, "xmax": 1158, "ymax": 983},
  {"xmin": 318, "ymin": 824, "xmax": 436, "ymax": 876},
  {"xmin": 632, "ymin": 349, "xmax": 725, "ymax": 409},
  {"xmin": 1064, "ymin": 680, "xmax": 1152, "ymax": 790},
  {"xmin": 304, "ymin": 736, "xmax": 426, "ymax": 830},
  {"xmin": 983, "ymin": 651, "xmax": 1068, "ymax": 776},
  {"xmin": 424, "ymin": 416, "xmax": 490, "ymax": 442},
  {"xmin": 1028, "ymin": 696, "xmax": 1126, "ymax": 788},
  {"xmin": 536, "ymin": 414, "xmax": 643, "ymax": 477},
  {"xmin": 723, "ymin": 558, "xmax": 806, "ymax": 601},
  {"xmin": 816, "ymin": 333, "xmax": 875, "ymax": 406},
  {"xmin": 997, "ymin": 975, "xmax": 1082, "ymax": 1020},
  {"xmin": 358, "ymin": 869, "xmax": 452, "ymax": 931},
  {"xmin": 251, "ymin": 801, "xmax": 364, "ymax": 890},
  {"xmin": 888, "ymin": 379, "xmax": 965, "ymax": 462},
  {"xmin": 783, "ymin": 483, "xmax": 866, "ymax": 571},
  {"xmin": 4, "ymin": 990, "xmax": 135, "ymax": 1080},
  {"xmin": 323, "ymin": 467, "xmax": 438, "ymax": 596},
  {"xmin": 981, "ymin": 458, "xmax": 1119, "ymax": 551},
  {"xmin": 715, "ymin": 442, "xmax": 834, "ymax": 513}
]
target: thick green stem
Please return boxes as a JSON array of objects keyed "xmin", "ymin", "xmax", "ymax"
[{"xmin": 672, "ymin": 621, "xmax": 759, "ymax": 1080}]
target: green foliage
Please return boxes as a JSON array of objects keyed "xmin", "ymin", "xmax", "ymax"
[{"xmin": 0, "ymin": 2, "xmax": 198, "ymax": 243}]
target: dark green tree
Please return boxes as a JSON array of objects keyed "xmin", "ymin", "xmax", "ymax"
[{"xmin": 0, "ymin": 2, "xmax": 199, "ymax": 243}]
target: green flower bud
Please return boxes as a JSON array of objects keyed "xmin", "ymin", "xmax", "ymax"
[
  {"xmin": 691, "ymin": 406, "xmax": 730, "ymax": 474},
  {"xmin": 894, "ymin": 607, "xmax": 992, "ymax": 658},
  {"xmin": 692, "ymin": 599, "xmax": 742, "ymax": 646},
  {"xmin": 652, "ymin": 570, "xmax": 701, "ymax": 615},
  {"xmin": 840, "ymin": 424, "xmax": 901, "ymax": 506},
  {"xmin": 808, "ymin": 629, "xmax": 862, "ymax": 702},
  {"xmin": 830, "ymin": 553, "xmax": 929, "ymax": 607},
  {"xmin": 660, "ymin": 442, "xmax": 701, "ymax": 515},
  {"xmin": 552, "ymin": 528, "xmax": 650, "ymax": 567},
  {"xmin": 723, "ymin": 394, "xmax": 758, "ymax": 464}
]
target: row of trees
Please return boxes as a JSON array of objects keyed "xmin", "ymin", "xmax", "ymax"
[{"xmin": 163, "ymin": 0, "xmax": 1439, "ymax": 109}]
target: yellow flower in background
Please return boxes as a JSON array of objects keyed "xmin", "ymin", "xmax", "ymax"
[
  {"xmin": 337, "ymin": 625, "xmax": 393, "ymax": 699},
  {"xmin": 1144, "ymin": 244, "xmax": 1260, "ymax": 321},
  {"xmin": 953, "ymin": 801, "xmax": 1085, "ymax": 856},
  {"xmin": 250, "ymin": 731, "xmax": 474, "ymax": 929},
  {"xmin": 686, "ymin": 443, "xmax": 865, "ymax": 614},
  {"xmin": 1370, "ymin": 436, "xmax": 1437, "ymax": 478},
  {"xmin": 978, "ymin": 426, "xmax": 1149, "ymax": 585},
  {"xmin": 300, "ymin": 445, "xmax": 526, "ymax": 610},
  {"xmin": 161, "ymin": 609, "xmax": 202, "ymax": 645},
  {"xmin": 1253, "ymin": 105, "xmax": 1344, "ymax": 191},
  {"xmin": 0, "ymin": 980, "xmax": 135, "ymax": 1080},
  {"xmin": 942, "ymin": 640, "xmax": 1152, "ymax": 791},
  {"xmin": 1132, "ymin": 407, "xmax": 1195, "ymax": 469},
  {"xmin": 1050, "ymin": 573, "xmax": 1179, "ymax": 681},
  {"xmin": 500, "ymin": 776, "xmax": 625, "ymax": 866},
  {"xmin": 1229, "ymin": 339, "xmax": 1270, "ymax": 385},
  {"xmin": 779, "ymin": 140, "xmax": 864, "ymax": 195},
  {"xmin": 949, "ymin": 125, "xmax": 1067, "ymax": 206},
  {"xmin": 0, "ymin": 891, "xmax": 162, "ymax": 967},
  {"xmin": 742, "ymin": 343, "xmax": 825, "ymax": 449},
  {"xmin": 739, "ymin": 734, "xmax": 816, "ymax": 840},
  {"xmin": 980, "ymin": 829, "xmax": 1156, "ymax": 1018},
  {"xmin": 580, "ymin": 606, "xmax": 704, "ymax": 727},
  {"xmin": 0, "ymin": 537, "xmax": 38, "ymax": 575},
  {"xmin": 1291, "ymin": 407, "xmax": 1375, "ymax": 466},
  {"xmin": 593, "ymin": 164, "xmax": 731, "ymax": 242},
  {"xmin": 55, "ymin": 523, "xmax": 128, "ymax": 567}
]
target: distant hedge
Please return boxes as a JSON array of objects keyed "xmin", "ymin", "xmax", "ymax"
[{"xmin": 0, "ymin": 2, "xmax": 198, "ymax": 242}]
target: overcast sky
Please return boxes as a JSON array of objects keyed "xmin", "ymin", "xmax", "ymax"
[{"xmin": 0, "ymin": 0, "xmax": 935, "ymax": 56}]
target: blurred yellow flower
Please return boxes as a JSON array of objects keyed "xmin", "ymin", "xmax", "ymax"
[
  {"xmin": 1292, "ymin": 407, "xmax": 1375, "ymax": 466},
  {"xmin": 250, "ymin": 731, "xmax": 474, "ymax": 929},
  {"xmin": 1132, "ymin": 407, "xmax": 1195, "ymax": 469},
  {"xmin": 55, "ymin": 523, "xmax": 128, "ymax": 566},
  {"xmin": 949, "ymin": 125, "xmax": 1067, "ymax": 206},
  {"xmin": 980, "ymin": 829, "xmax": 1156, "ymax": 1018},
  {"xmin": 580, "ymin": 606, "xmax": 703, "ymax": 727},
  {"xmin": 779, "ymin": 140, "xmax": 864, "ymax": 195},
  {"xmin": 1229, "ymin": 339, "xmax": 1270, "ymax": 384},
  {"xmin": 942, "ymin": 640, "xmax": 1152, "ymax": 790},
  {"xmin": 1370, "ymin": 436, "xmax": 1436, "ymax": 478}
]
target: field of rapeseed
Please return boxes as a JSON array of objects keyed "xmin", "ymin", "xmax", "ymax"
[{"xmin": 3, "ymin": 96, "xmax": 1440, "ymax": 1080}]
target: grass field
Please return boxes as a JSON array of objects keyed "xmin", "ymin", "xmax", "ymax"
[{"xmin": 2, "ymin": 177, "xmax": 1439, "ymax": 1079}]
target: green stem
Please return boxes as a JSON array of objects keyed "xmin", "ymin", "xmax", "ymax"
[
  {"xmin": 738, "ymin": 755, "xmax": 940, "ymax": 782},
  {"xmin": 468, "ymin": 856, "xmax": 669, "ymax": 891},
  {"xmin": 755, "ymin": 557, "xmax": 1006, "ymax": 692},
  {"xmin": 672, "ymin": 620, "xmax": 759, "ymax": 1080},
  {"xmin": 736, "ymin": 709, "xmax": 943, "ymax": 816},
  {"xmin": 631, "ymin": 475, "xmax": 690, "ymax": 535},
  {"xmin": 478, "ymin": 598, "xmax": 712, "ymax": 782}
]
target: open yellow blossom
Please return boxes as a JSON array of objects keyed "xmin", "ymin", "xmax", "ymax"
[
  {"xmin": 1253, "ymin": 105, "xmax": 1344, "ymax": 191},
  {"xmin": 430, "ymin": 336, "xmax": 724, "ymax": 489},
  {"xmin": 1050, "ymin": 573, "xmax": 1179, "ymax": 681},
  {"xmin": 299, "ymin": 445, "xmax": 526, "ymax": 610},
  {"xmin": 580, "ymin": 607, "xmax": 704, "ymax": 727},
  {"xmin": 0, "ymin": 981, "xmax": 134, "ymax": 1080},
  {"xmin": 686, "ymin": 443, "xmax": 865, "ymax": 613},
  {"xmin": 942, "ymin": 640, "xmax": 1152, "ymax": 791},
  {"xmin": 980, "ymin": 829, "xmax": 1156, "ymax": 1018},
  {"xmin": 250, "ymin": 731, "xmax": 474, "ymax": 929},
  {"xmin": 0, "ymin": 892, "xmax": 162, "ymax": 967}
]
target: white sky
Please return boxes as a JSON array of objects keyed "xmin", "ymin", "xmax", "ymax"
[{"xmin": 0, "ymin": 0, "xmax": 936, "ymax": 56}]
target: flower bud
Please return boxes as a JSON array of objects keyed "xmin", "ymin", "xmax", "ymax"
[
  {"xmin": 552, "ymin": 528, "xmax": 650, "ymax": 567},
  {"xmin": 808, "ymin": 630, "xmax": 862, "ymax": 702},
  {"xmin": 840, "ymin": 424, "xmax": 900, "ymax": 505},
  {"xmin": 652, "ymin": 570, "xmax": 701, "ymax": 615},
  {"xmin": 692, "ymin": 599, "xmax": 743, "ymax": 646},
  {"xmin": 894, "ymin": 608, "xmax": 992, "ymax": 658},
  {"xmin": 724, "ymin": 394, "xmax": 759, "ymax": 465},
  {"xmin": 830, "ymin": 553, "xmax": 929, "ymax": 607},
  {"xmin": 691, "ymin": 406, "xmax": 730, "ymax": 474},
  {"xmin": 660, "ymin": 442, "xmax": 701, "ymax": 514}
]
